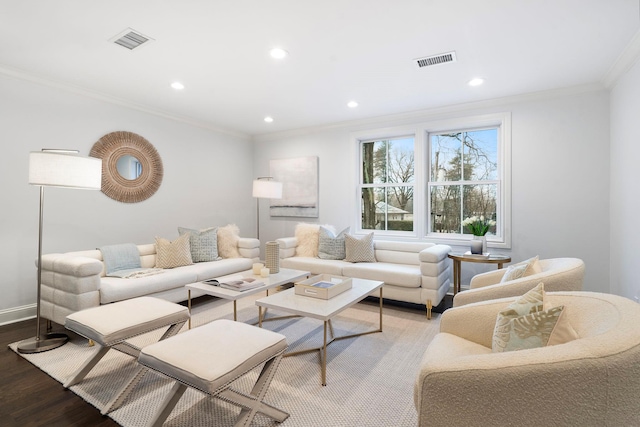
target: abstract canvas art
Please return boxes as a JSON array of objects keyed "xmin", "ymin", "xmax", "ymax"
[{"xmin": 270, "ymin": 156, "xmax": 318, "ymax": 217}]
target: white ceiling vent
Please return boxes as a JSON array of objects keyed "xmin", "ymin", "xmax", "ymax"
[
  {"xmin": 414, "ymin": 51, "xmax": 457, "ymax": 68},
  {"xmin": 110, "ymin": 28, "xmax": 154, "ymax": 50}
]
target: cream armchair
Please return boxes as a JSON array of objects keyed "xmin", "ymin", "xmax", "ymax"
[
  {"xmin": 453, "ymin": 257, "xmax": 584, "ymax": 307},
  {"xmin": 414, "ymin": 291, "xmax": 640, "ymax": 427}
]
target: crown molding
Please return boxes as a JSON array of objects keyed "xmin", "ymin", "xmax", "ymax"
[
  {"xmin": 252, "ymin": 82, "xmax": 605, "ymax": 142},
  {"xmin": 0, "ymin": 63, "xmax": 250, "ymax": 140},
  {"xmin": 603, "ymin": 29, "xmax": 640, "ymax": 89}
]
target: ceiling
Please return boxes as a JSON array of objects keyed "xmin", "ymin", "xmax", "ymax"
[{"xmin": 1, "ymin": 1, "xmax": 638, "ymax": 136}]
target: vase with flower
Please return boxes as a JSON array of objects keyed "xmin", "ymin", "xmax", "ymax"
[{"xmin": 462, "ymin": 215, "xmax": 496, "ymax": 254}]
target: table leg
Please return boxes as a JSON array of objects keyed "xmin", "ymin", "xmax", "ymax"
[
  {"xmin": 379, "ymin": 287, "xmax": 383, "ymax": 332},
  {"xmin": 258, "ymin": 307, "xmax": 263, "ymax": 328},
  {"xmin": 188, "ymin": 290, "xmax": 192, "ymax": 329},
  {"xmin": 498, "ymin": 263, "xmax": 504, "ymax": 269},
  {"xmin": 452, "ymin": 260, "xmax": 460, "ymax": 294},
  {"xmin": 322, "ymin": 321, "xmax": 327, "ymax": 386},
  {"xmin": 233, "ymin": 300, "xmax": 237, "ymax": 321}
]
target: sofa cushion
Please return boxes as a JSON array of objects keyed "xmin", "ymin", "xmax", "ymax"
[
  {"xmin": 345, "ymin": 233, "xmax": 376, "ymax": 263},
  {"xmin": 100, "ymin": 267, "xmax": 199, "ymax": 304},
  {"xmin": 217, "ymin": 224, "xmax": 241, "ymax": 258},
  {"xmin": 318, "ymin": 226, "xmax": 349, "ymax": 260},
  {"xmin": 155, "ymin": 234, "xmax": 193, "ymax": 269},
  {"xmin": 178, "ymin": 226, "xmax": 220, "ymax": 263},
  {"xmin": 281, "ymin": 257, "xmax": 346, "ymax": 276},
  {"xmin": 342, "ymin": 263, "xmax": 421, "ymax": 288},
  {"xmin": 187, "ymin": 257, "xmax": 254, "ymax": 282}
]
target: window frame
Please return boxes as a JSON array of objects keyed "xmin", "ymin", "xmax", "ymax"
[{"xmin": 352, "ymin": 112, "xmax": 511, "ymax": 249}]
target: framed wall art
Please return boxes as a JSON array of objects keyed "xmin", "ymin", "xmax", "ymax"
[{"xmin": 269, "ymin": 156, "xmax": 318, "ymax": 217}]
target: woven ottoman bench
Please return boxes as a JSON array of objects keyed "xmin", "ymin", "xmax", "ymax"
[
  {"xmin": 138, "ymin": 319, "xmax": 289, "ymax": 427},
  {"xmin": 64, "ymin": 297, "xmax": 189, "ymax": 415}
]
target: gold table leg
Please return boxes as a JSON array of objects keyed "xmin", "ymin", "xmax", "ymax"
[
  {"xmin": 188, "ymin": 290, "xmax": 192, "ymax": 329},
  {"xmin": 233, "ymin": 300, "xmax": 237, "ymax": 321}
]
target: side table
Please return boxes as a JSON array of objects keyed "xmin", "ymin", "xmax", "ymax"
[{"xmin": 447, "ymin": 253, "xmax": 511, "ymax": 294}]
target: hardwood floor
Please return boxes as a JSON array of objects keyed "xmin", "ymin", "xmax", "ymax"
[{"xmin": 0, "ymin": 318, "xmax": 118, "ymax": 427}]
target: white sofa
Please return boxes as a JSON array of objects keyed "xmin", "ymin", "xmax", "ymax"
[
  {"xmin": 414, "ymin": 291, "xmax": 640, "ymax": 426},
  {"xmin": 40, "ymin": 238, "xmax": 259, "ymax": 325},
  {"xmin": 277, "ymin": 237, "xmax": 451, "ymax": 318}
]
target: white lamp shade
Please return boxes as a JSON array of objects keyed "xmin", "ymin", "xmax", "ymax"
[
  {"xmin": 29, "ymin": 151, "xmax": 102, "ymax": 190},
  {"xmin": 252, "ymin": 179, "xmax": 283, "ymax": 199}
]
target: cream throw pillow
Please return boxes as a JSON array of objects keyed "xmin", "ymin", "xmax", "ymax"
[
  {"xmin": 155, "ymin": 234, "xmax": 193, "ymax": 269},
  {"xmin": 492, "ymin": 283, "xmax": 578, "ymax": 352},
  {"xmin": 500, "ymin": 255, "xmax": 541, "ymax": 282},
  {"xmin": 345, "ymin": 232, "xmax": 376, "ymax": 263},
  {"xmin": 217, "ymin": 224, "xmax": 241, "ymax": 258}
]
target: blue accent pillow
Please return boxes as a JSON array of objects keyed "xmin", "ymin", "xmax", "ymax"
[
  {"xmin": 318, "ymin": 226, "xmax": 349, "ymax": 260},
  {"xmin": 178, "ymin": 227, "xmax": 220, "ymax": 263},
  {"xmin": 99, "ymin": 243, "xmax": 141, "ymax": 274}
]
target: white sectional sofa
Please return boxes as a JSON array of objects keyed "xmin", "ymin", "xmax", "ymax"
[
  {"xmin": 40, "ymin": 237, "xmax": 259, "ymax": 326},
  {"xmin": 276, "ymin": 236, "xmax": 452, "ymax": 318}
]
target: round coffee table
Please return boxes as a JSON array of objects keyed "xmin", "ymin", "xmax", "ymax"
[{"xmin": 447, "ymin": 253, "xmax": 512, "ymax": 294}]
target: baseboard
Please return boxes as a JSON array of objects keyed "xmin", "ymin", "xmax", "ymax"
[{"xmin": 0, "ymin": 303, "xmax": 36, "ymax": 326}]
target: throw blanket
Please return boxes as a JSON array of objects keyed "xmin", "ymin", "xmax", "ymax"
[
  {"xmin": 107, "ymin": 268, "xmax": 165, "ymax": 279},
  {"xmin": 99, "ymin": 243, "xmax": 141, "ymax": 275}
]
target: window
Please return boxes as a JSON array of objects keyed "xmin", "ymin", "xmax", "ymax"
[
  {"xmin": 354, "ymin": 113, "xmax": 511, "ymax": 247},
  {"xmin": 360, "ymin": 136, "xmax": 415, "ymax": 232},
  {"xmin": 429, "ymin": 128, "xmax": 499, "ymax": 236}
]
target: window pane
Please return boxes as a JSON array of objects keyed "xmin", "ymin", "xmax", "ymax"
[
  {"xmin": 361, "ymin": 187, "xmax": 414, "ymax": 231},
  {"xmin": 387, "ymin": 137, "xmax": 415, "ymax": 184},
  {"xmin": 430, "ymin": 134, "xmax": 461, "ymax": 181},
  {"xmin": 362, "ymin": 137, "xmax": 415, "ymax": 185},
  {"xmin": 463, "ymin": 184, "xmax": 497, "ymax": 234},
  {"xmin": 430, "ymin": 185, "xmax": 460, "ymax": 233},
  {"xmin": 463, "ymin": 129, "xmax": 498, "ymax": 181}
]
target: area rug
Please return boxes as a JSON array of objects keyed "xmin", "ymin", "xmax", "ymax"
[{"xmin": 10, "ymin": 295, "xmax": 441, "ymax": 426}]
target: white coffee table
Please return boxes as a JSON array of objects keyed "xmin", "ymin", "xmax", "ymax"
[
  {"xmin": 186, "ymin": 268, "xmax": 310, "ymax": 327},
  {"xmin": 255, "ymin": 277, "xmax": 383, "ymax": 386}
]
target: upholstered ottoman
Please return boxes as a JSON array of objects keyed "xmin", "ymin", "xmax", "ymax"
[
  {"xmin": 64, "ymin": 297, "xmax": 189, "ymax": 414},
  {"xmin": 138, "ymin": 319, "xmax": 289, "ymax": 427}
]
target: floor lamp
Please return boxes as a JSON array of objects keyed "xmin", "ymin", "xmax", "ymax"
[
  {"xmin": 252, "ymin": 177, "xmax": 283, "ymax": 242},
  {"xmin": 17, "ymin": 149, "xmax": 102, "ymax": 354}
]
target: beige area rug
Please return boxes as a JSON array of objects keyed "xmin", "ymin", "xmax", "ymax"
[{"xmin": 10, "ymin": 295, "xmax": 441, "ymax": 426}]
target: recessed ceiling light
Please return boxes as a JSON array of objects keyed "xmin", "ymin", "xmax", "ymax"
[
  {"xmin": 468, "ymin": 78, "xmax": 484, "ymax": 87},
  {"xmin": 347, "ymin": 101, "xmax": 359, "ymax": 108},
  {"xmin": 270, "ymin": 48, "xmax": 288, "ymax": 59},
  {"xmin": 171, "ymin": 82, "xmax": 185, "ymax": 90},
  {"xmin": 264, "ymin": 116, "xmax": 274, "ymax": 123}
]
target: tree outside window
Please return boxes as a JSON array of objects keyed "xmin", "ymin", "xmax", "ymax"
[{"xmin": 361, "ymin": 137, "xmax": 414, "ymax": 231}]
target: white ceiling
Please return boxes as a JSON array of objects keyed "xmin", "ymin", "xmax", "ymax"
[{"xmin": 1, "ymin": 1, "xmax": 638, "ymax": 136}]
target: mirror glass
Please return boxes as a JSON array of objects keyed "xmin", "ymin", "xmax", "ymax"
[{"xmin": 116, "ymin": 154, "xmax": 142, "ymax": 180}]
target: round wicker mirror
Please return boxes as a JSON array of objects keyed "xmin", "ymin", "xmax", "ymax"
[{"xmin": 90, "ymin": 131, "xmax": 163, "ymax": 203}]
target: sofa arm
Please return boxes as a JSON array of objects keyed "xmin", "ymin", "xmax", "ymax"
[
  {"xmin": 276, "ymin": 237, "xmax": 298, "ymax": 259},
  {"xmin": 419, "ymin": 244, "xmax": 451, "ymax": 263},
  {"xmin": 237, "ymin": 237, "xmax": 259, "ymax": 259},
  {"xmin": 440, "ymin": 297, "xmax": 515, "ymax": 348}
]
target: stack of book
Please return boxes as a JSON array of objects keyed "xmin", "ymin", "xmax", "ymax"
[{"xmin": 203, "ymin": 276, "xmax": 264, "ymax": 291}]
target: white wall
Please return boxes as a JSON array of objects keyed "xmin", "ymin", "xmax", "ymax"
[
  {"xmin": 254, "ymin": 88, "xmax": 611, "ymax": 292},
  {"xmin": 610, "ymin": 59, "xmax": 640, "ymax": 301},
  {"xmin": 0, "ymin": 74, "xmax": 254, "ymax": 319}
]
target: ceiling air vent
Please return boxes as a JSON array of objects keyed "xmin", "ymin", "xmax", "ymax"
[
  {"xmin": 110, "ymin": 28, "xmax": 154, "ymax": 50},
  {"xmin": 414, "ymin": 51, "xmax": 457, "ymax": 68}
]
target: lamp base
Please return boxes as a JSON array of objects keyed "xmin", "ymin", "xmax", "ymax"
[{"xmin": 17, "ymin": 333, "xmax": 69, "ymax": 354}]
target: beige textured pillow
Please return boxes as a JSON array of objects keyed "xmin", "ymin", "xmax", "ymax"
[
  {"xmin": 500, "ymin": 255, "xmax": 541, "ymax": 282},
  {"xmin": 345, "ymin": 232, "xmax": 376, "ymax": 263},
  {"xmin": 295, "ymin": 223, "xmax": 321, "ymax": 257},
  {"xmin": 217, "ymin": 224, "xmax": 241, "ymax": 258},
  {"xmin": 155, "ymin": 234, "xmax": 193, "ymax": 269},
  {"xmin": 492, "ymin": 283, "xmax": 578, "ymax": 352}
]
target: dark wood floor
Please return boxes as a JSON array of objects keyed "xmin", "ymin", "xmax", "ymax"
[{"xmin": 0, "ymin": 317, "xmax": 118, "ymax": 427}]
